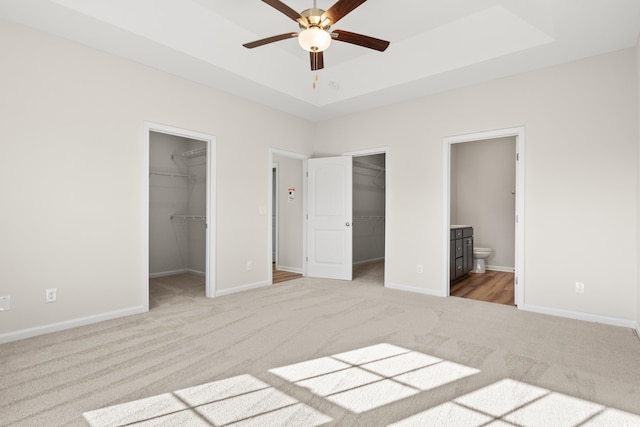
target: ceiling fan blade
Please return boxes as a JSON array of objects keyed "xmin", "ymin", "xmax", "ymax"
[
  {"xmin": 310, "ymin": 51, "xmax": 324, "ymax": 71},
  {"xmin": 322, "ymin": 0, "xmax": 367, "ymax": 25},
  {"xmin": 262, "ymin": 0, "xmax": 306, "ymax": 25},
  {"xmin": 243, "ymin": 33, "xmax": 297, "ymax": 49},
  {"xmin": 332, "ymin": 30, "xmax": 390, "ymax": 51}
]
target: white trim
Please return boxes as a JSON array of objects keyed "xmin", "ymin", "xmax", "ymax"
[
  {"xmin": 149, "ymin": 269, "xmax": 188, "ymax": 279},
  {"xmin": 276, "ymin": 265, "xmax": 303, "ymax": 274},
  {"xmin": 521, "ymin": 304, "xmax": 637, "ymax": 329},
  {"xmin": 636, "ymin": 324, "xmax": 640, "ymax": 340},
  {"xmin": 268, "ymin": 148, "xmax": 310, "ymax": 284},
  {"xmin": 272, "ymin": 162, "xmax": 279, "ymax": 266},
  {"xmin": 0, "ymin": 306, "xmax": 147, "ymax": 344},
  {"xmin": 215, "ymin": 281, "xmax": 271, "ymax": 297},
  {"xmin": 144, "ymin": 122, "xmax": 217, "ymax": 301},
  {"xmin": 187, "ymin": 269, "xmax": 206, "ymax": 277},
  {"xmin": 386, "ymin": 282, "xmax": 446, "ymax": 298},
  {"xmin": 486, "ymin": 265, "xmax": 516, "ymax": 273},
  {"xmin": 443, "ymin": 127, "xmax": 525, "ymax": 307}
]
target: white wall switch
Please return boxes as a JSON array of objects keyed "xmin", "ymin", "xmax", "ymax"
[
  {"xmin": 575, "ymin": 282, "xmax": 585, "ymax": 294},
  {"xmin": 246, "ymin": 261, "xmax": 253, "ymax": 271},
  {"xmin": 0, "ymin": 296, "xmax": 10, "ymax": 311},
  {"xmin": 46, "ymin": 288, "xmax": 57, "ymax": 303},
  {"xmin": 417, "ymin": 264, "xmax": 424, "ymax": 274}
]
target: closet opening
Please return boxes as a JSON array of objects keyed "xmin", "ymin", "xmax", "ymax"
[
  {"xmin": 144, "ymin": 123, "xmax": 216, "ymax": 308},
  {"xmin": 352, "ymin": 153, "xmax": 386, "ymax": 285}
]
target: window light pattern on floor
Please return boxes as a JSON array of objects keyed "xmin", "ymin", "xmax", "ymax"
[
  {"xmin": 389, "ymin": 378, "xmax": 640, "ymax": 427},
  {"xmin": 83, "ymin": 374, "xmax": 331, "ymax": 427},
  {"xmin": 83, "ymin": 343, "xmax": 640, "ymax": 426},
  {"xmin": 269, "ymin": 343, "xmax": 480, "ymax": 413}
]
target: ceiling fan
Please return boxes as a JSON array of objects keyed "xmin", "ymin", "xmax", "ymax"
[{"xmin": 243, "ymin": 0, "xmax": 390, "ymax": 71}]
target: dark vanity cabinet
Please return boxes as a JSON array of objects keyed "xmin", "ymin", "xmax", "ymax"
[{"xmin": 450, "ymin": 226, "xmax": 473, "ymax": 283}]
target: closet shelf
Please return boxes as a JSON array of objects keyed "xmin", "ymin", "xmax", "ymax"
[
  {"xmin": 173, "ymin": 147, "xmax": 207, "ymax": 159},
  {"xmin": 354, "ymin": 161, "xmax": 385, "ymax": 172},
  {"xmin": 353, "ymin": 216, "xmax": 385, "ymax": 220},
  {"xmin": 149, "ymin": 171, "xmax": 193, "ymax": 179},
  {"xmin": 171, "ymin": 215, "xmax": 206, "ymax": 221}
]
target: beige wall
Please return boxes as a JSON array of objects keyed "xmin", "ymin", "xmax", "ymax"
[
  {"xmin": 0, "ymin": 20, "xmax": 312, "ymax": 340},
  {"xmin": 314, "ymin": 48, "xmax": 638, "ymax": 324},
  {"xmin": 451, "ymin": 137, "xmax": 516, "ymax": 270}
]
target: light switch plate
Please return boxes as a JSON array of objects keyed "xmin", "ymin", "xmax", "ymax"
[{"xmin": 0, "ymin": 296, "xmax": 10, "ymax": 311}]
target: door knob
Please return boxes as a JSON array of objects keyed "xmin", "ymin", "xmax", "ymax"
[{"xmin": 345, "ymin": 221, "xmax": 350, "ymax": 227}]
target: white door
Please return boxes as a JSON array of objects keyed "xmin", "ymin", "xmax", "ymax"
[{"xmin": 307, "ymin": 156, "xmax": 353, "ymax": 280}]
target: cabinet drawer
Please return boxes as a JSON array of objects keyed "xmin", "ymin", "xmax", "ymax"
[
  {"xmin": 455, "ymin": 257, "xmax": 463, "ymax": 277},
  {"xmin": 455, "ymin": 239, "xmax": 463, "ymax": 258},
  {"xmin": 453, "ymin": 228, "xmax": 463, "ymax": 238},
  {"xmin": 463, "ymin": 227, "xmax": 473, "ymax": 237}
]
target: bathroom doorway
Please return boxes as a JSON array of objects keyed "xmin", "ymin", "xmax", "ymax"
[{"xmin": 443, "ymin": 128, "xmax": 525, "ymax": 307}]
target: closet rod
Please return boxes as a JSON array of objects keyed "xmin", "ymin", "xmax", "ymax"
[
  {"xmin": 173, "ymin": 147, "xmax": 207, "ymax": 159},
  {"xmin": 353, "ymin": 161, "xmax": 385, "ymax": 172},
  {"xmin": 149, "ymin": 171, "xmax": 193, "ymax": 179},
  {"xmin": 353, "ymin": 215, "xmax": 385, "ymax": 220},
  {"xmin": 171, "ymin": 215, "xmax": 206, "ymax": 221}
]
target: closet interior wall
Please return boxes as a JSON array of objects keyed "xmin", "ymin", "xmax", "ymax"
[
  {"xmin": 149, "ymin": 131, "xmax": 207, "ymax": 278},
  {"xmin": 353, "ymin": 154, "xmax": 385, "ymax": 265}
]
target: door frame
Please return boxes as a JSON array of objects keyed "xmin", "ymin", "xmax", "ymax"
[
  {"xmin": 342, "ymin": 146, "xmax": 389, "ymax": 287},
  {"xmin": 272, "ymin": 163, "xmax": 279, "ymax": 266},
  {"xmin": 442, "ymin": 127, "xmax": 525, "ymax": 307},
  {"xmin": 268, "ymin": 148, "xmax": 309, "ymax": 282},
  {"xmin": 143, "ymin": 122, "xmax": 217, "ymax": 308}
]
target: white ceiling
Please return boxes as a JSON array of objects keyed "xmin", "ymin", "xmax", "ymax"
[{"xmin": 1, "ymin": 0, "xmax": 639, "ymax": 121}]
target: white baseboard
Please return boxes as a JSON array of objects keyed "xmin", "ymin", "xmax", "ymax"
[
  {"xmin": 186, "ymin": 269, "xmax": 205, "ymax": 277},
  {"xmin": 385, "ymin": 282, "xmax": 446, "ymax": 298},
  {"xmin": 275, "ymin": 265, "xmax": 303, "ymax": 274},
  {"xmin": 149, "ymin": 269, "xmax": 188, "ymax": 279},
  {"xmin": 0, "ymin": 305, "xmax": 147, "ymax": 344},
  {"xmin": 635, "ymin": 324, "xmax": 640, "ymax": 340},
  {"xmin": 521, "ymin": 304, "xmax": 637, "ymax": 329},
  {"xmin": 486, "ymin": 265, "xmax": 515, "ymax": 273},
  {"xmin": 215, "ymin": 281, "xmax": 271, "ymax": 297},
  {"xmin": 150, "ymin": 269, "xmax": 205, "ymax": 279}
]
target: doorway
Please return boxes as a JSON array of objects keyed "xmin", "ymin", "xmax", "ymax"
[
  {"xmin": 304, "ymin": 148, "xmax": 388, "ymax": 285},
  {"xmin": 269, "ymin": 149, "xmax": 308, "ymax": 284},
  {"xmin": 144, "ymin": 122, "xmax": 216, "ymax": 309},
  {"xmin": 443, "ymin": 128, "xmax": 525, "ymax": 307}
]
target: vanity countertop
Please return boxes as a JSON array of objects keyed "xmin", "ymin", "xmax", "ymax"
[{"xmin": 450, "ymin": 225, "xmax": 472, "ymax": 229}]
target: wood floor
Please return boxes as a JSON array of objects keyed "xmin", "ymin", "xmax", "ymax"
[
  {"xmin": 450, "ymin": 270, "xmax": 515, "ymax": 306},
  {"xmin": 272, "ymin": 263, "xmax": 303, "ymax": 284}
]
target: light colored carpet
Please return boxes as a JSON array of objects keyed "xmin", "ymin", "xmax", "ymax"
[{"xmin": 1, "ymin": 269, "xmax": 640, "ymax": 426}]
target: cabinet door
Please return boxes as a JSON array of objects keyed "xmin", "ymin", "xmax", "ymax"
[
  {"xmin": 455, "ymin": 238, "xmax": 463, "ymax": 258},
  {"xmin": 450, "ymin": 239, "xmax": 456, "ymax": 279},
  {"xmin": 463, "ymin": 237, "xmax": 474, "ymax": 273}
]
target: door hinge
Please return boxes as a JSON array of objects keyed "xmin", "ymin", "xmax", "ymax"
[
  {"xmin": 515, "ymin": 277, "xmax": 518, "ymax": 285},
  {"xmin": 306, "ymin": 256, "xmax": 308, "ymax": 262},
  {"xmin": 516, "ymin": 153, "xmax": 519, "ymax": 161}
]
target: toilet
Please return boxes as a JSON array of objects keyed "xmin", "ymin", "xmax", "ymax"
[{"xmin": 473, "ymin": 247, "xmax": 493, "ymax": 273}]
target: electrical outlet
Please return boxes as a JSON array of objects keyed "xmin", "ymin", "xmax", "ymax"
[
  {"xmin": 246, "ymin": 261, "xmax": 253, "ymax": 271},
  {"xmin": 417, "ymin": 264, "xmax": 424, "ymax": 274},
  {"xmin": 575, "ymin": 282, "xmax": 584, "ymax": 294},
  {"xmin": 46, "ymin": 288, "xmax": 57, "ymax": 303},
  {"xmin": 0, "ymin": 296, "xmax": 10, "ymax": 311}
]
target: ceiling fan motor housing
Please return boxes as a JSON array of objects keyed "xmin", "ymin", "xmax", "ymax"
[{"xmin": 299, "ymin": 8, "xmax": 331, "ymax": 30}]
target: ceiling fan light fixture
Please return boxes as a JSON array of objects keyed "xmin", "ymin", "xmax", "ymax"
[{"xmin": 298, "ymin": 27, "xmax": 331, "ymax": 52}]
